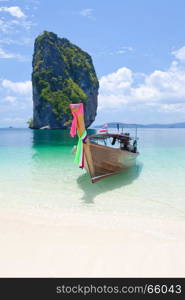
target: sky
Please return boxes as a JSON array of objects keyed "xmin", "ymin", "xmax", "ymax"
[{"xmin": 1, "ymin": 0, "xmax": 185, "ymax": 127}]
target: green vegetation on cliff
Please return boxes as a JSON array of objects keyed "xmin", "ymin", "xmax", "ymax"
[{"xmin": 32, "ymin": 31, "xmax": 99, "ymax": 124}]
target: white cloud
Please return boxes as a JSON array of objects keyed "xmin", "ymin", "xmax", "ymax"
[
  {"xmin": 0, "ymin": 77, "xmax": 33, "ymax": 127},
  {"xmin": 0, "ymin": 6, "xmax": 25, "ymax": 18},
  {"xmin": 0, "ymin": 37, "xmax": 33, "ymax": 45},
  {"xmin": 0, "ymin": 18, "xmax": 33, "ymax": 33},
  {"xmin": 2, "ymin": 95, "xmax": 16, "ymax": 103},
  {"xmin": 112, "ymin": 46, "xmax": 133, "ymax": 55},
  {"xmin": 98, "ymin": 94, "xmax": 128, "ymax": 111},
  {"xmin": 172, "ymin": 46, "xmax": 185, "ymax": 62},
  {"xmin": 99, "ymin": 52, "xmax": 185, "ymax": 112},
  {"xmin": 99, "ymin": 47, "xmax": 185, "ymax": 112},
  {"xmin": 0, "ymin": 79, "xmax": 32, "ymax": 127},
  {"xmin": 0, "ymin": 18, "xmax": 12, "ymax": 33},
  {"xmin": 160, "ymin": 103, "xmax": 185, "ymax": 113},
  {"xmin": 79, "ymin": 8, "xmax": 95, "ymax": 20},
  {"xmin": 1, "ymin": 79, "xmax": 32, "ymax": 95},
  {"xmin": 0, "ymin": 5, "xmax": 34, "ymax": 33},
  {"xmin": 0, "ymin": 47, "xmax": 26, "ymax": 60},
  {"xmin": 0, "ymin": 47, "xmax": 14, "ymax": 58},
  {"xmin": 14, "ymin": 19, "xmax": 35, "ymax": 30},
  {"xmin": 100, "ymin": 67, "xmax": 133, "ymax": 92},
  {"xmin": 93, "ymin": 46, "xmax": 134, "ymax": 58}
]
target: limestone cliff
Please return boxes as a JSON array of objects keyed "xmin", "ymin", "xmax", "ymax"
[{"xmin": 31, "ymin": 31, "xmax": 99, "ymax": 129}]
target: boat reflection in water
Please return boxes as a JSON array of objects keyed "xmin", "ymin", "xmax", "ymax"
[{"xmin": 77, "ymin": 163, "xmax": 143, "ymax": 204}]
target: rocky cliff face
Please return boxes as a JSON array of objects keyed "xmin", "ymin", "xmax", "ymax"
[{"xmin": 31, "ymin": 31, "xmax": 99, "ymax": 129}]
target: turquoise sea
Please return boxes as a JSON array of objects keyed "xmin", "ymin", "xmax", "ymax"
[{"xmin": 0, "ymin": 128, "xmax": 185, "ymax": 221}]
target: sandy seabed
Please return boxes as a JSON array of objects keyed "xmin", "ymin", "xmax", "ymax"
[{"xmin": 0, "ymin": 207, "xmax": 185, "ymax": 277}]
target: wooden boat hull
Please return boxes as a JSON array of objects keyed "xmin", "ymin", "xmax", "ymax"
[{"xmin": 83, "ymin": 142, "xmax": 139, "ymax": 183}]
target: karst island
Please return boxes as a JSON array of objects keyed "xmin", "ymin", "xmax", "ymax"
[{"xmin": 30, "ymin": 31, "xmax": 99, "ymax": 129}]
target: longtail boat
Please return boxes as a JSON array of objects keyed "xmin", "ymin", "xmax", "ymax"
[{"xmin": 69, "ymin": 103, "xmax": 139, "ymax": 183}]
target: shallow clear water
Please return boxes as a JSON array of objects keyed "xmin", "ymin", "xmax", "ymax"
[{"xmin": 0, "ymin": 128, "xmax": 185, "ymax": 220}]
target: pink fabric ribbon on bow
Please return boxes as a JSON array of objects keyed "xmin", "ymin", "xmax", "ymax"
[{"xmin": 69, "ymin": 103, "xmax": 84, "ymax": 137}]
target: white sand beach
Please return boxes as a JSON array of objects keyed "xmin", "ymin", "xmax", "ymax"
[{"xmin": 0, "ymin": 207, "xmax": 185, "ymax": 277}]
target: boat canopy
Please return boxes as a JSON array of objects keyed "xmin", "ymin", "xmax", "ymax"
[{"xmin": 90, "ymin": 133, "xmax": 134, "ymax": 140}]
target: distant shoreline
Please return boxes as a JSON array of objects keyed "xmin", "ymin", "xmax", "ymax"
[
  {"xmin": 1, "ymin": 126, "xmax": 185, "ymax": 130},
  {"xmin": 94, "ymin": 122, "xmax": 185, "ymax": 129}
]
